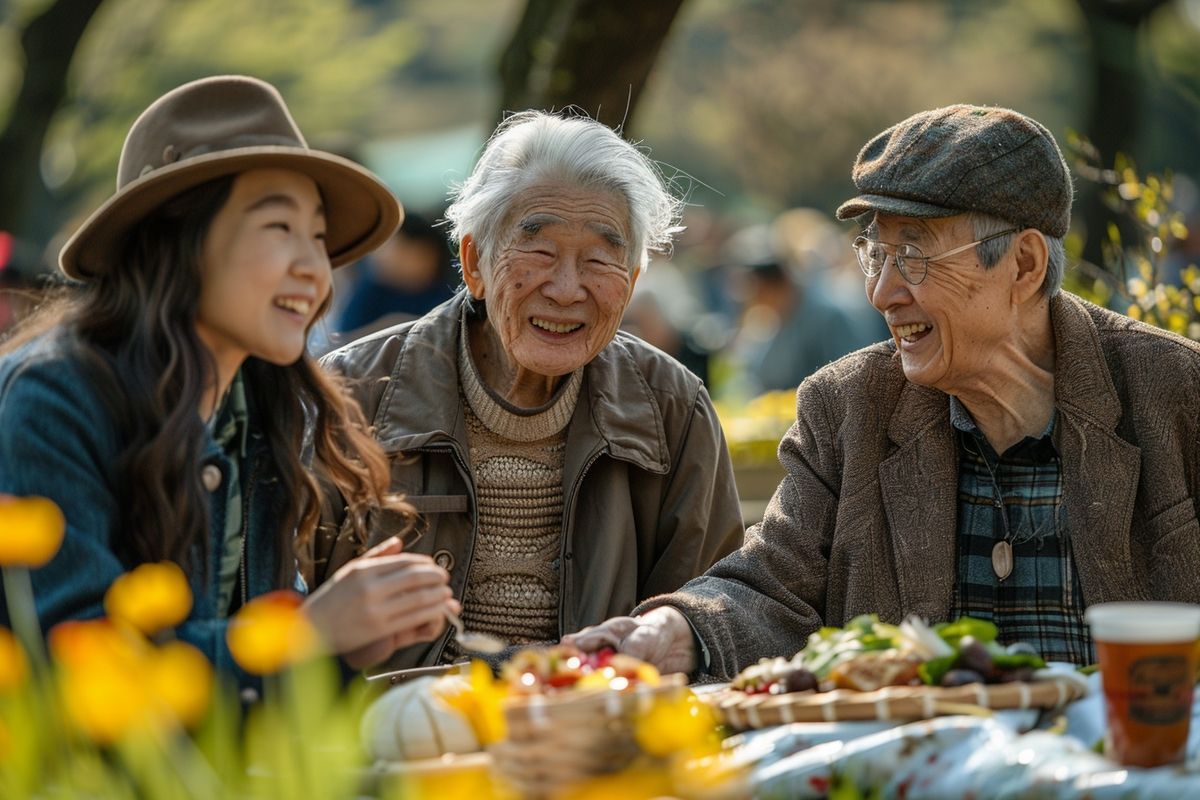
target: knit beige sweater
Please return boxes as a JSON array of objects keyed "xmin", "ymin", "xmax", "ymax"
[{"xmin": 454, "ymin": 326, "xmax": 582, "ymax": 648}]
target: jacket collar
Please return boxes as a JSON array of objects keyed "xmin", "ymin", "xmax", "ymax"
[
  {"xmin": 374, "ymin": 290, "xmax": 670, "ymax": 473},
  {"xmin": 879, "ymin": 292, "xmax": 1141, "ymax": 618}
]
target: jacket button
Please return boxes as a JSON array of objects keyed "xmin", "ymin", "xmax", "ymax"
[
  {"xmin": 433, "ymin": 550, "xmax": 454, "ymax": 571},
  {"xmin": 201, "ymin": 464, "xmax": 223, "ymax": 492}
]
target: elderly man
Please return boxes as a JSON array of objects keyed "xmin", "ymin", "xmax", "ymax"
[
  {"xmin": 311, "ymin": 110, "xmax": 743, "ymax": 671},
  {"xmin": 569, "ymin": 105, "xmax": 1200, "ymax": 679}
]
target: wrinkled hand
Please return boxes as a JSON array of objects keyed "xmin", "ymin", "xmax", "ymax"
[
  {"xmin": 563, "ymin": 606, "xmax": 697, "ymax": 675},
  {"xmin": 303, "ymin": 536, "xmax": 455, "ymax": 667}
]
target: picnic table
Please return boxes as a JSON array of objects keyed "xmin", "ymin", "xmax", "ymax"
[{"xmin": 379, "ymin": 670, "xmax": 1200, "ymax": 799}]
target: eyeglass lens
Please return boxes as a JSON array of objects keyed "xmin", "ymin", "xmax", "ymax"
[{"xmin": 856, "ymin": 239, "xmax": 927, "ymax": 284}]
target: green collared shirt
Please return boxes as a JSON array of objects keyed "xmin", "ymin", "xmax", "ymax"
[{"xmin": 209, "ymin": 371, "xmax": 249, "ymax": 617}]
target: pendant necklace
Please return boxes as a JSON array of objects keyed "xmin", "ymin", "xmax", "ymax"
[
  {"xmin": 970, "ymin": 439, "xmax": 1061, "ymax": 581},
  {"xmin": 967, "ymin": 437, "xmax": 1015, "ymax": 581}
]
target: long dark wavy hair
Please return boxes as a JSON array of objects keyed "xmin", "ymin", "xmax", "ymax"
[{"xmin": 3, "ymin": 175, "xmax": 408, "ymax": 585}]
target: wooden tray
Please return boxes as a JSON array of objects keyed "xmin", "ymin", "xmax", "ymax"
[{"xmin": 699, "ymin": 676, "xmax": 1086, "ymax": 729}]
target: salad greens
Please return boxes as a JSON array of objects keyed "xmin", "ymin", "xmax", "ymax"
[{"xmin": 792, "ymin": 615, "xmax": 1045, "ymax": 685}]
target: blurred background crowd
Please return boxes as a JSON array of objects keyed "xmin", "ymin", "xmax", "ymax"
[{"xmin": 2, "ymin": 0, "xmax": 1200, "ymax": 408}]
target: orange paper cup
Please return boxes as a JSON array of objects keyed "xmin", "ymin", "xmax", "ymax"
[{"xmin": 1085, "ymin": 602, "xmax": 1200, "ymax": 768}]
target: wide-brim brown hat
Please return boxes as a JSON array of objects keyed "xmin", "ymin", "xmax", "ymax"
[{"xmin": 60, "ymin": 75, "xmax": 402, "ymax": 280}]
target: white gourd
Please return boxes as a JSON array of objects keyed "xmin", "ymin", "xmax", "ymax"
[{"xmin": 360, "ymin": 675, "xmax": 480, "ymax": 761}]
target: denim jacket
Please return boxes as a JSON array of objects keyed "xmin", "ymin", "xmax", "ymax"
[{"xmin": 0, "ymin": 333, "xmax": 287, "ymax": 689}]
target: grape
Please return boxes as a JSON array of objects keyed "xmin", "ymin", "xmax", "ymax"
[
  {"xmin": 781, "ymin": 667, "xmax": 818, "ymax": 693},
  {"xmin": 957, "ymin": 636, "xmax": 994, "ymax": 677},
  {"xmin": 941, "ymin": 669, "xmax": 987, "ymax": 687}
]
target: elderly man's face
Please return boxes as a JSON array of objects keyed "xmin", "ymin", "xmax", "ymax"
[
  {"xmin": 462, "ymin": 182, "xmax": 636, "ymax": 401},
  {"xmin": 865, "ymin": 213, "xmax": 1019, "ymax": 393}
]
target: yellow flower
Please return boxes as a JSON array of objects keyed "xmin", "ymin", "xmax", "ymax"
[
  {"xmin": 0, "ymin": 495, "xmax": 65, "ymax": 568},
  {"xmin": 434, "ymin": 660, "xmax": 508, "ymax": 745},
  {"xmin": 49, "ymin": 620, "xmax": 216, "ymax": 740},
  {"xmin": 226, "ymin": 590, "xmax": 318, "ymax": 675},
  {"xmin": 557, "ymin": 764, "xmax": 674, "ymax": 800},
  {"xmin": 104, "ymin": 561, "xmax": 193, "ymax": 636},
  {"xmin": 50, "ymin": 620, "xmax": 151, "ymax": 743},
  {"xmin": 634, "ymin": 691, "xmax": 720, "ymax": 758},
  {"xmin": 0, "ymin": 627, "xmax": 27, "ymax": 692},
  {"xmin": 146, "ymin": 640, "xmax": 213, "ymax": 728}
]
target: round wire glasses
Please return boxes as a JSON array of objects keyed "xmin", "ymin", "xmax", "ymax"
[{"xmin": 852, "ymin": 229, "xmax": 1017, "ymax": 285}]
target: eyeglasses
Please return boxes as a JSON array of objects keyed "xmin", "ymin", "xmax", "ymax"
[{"xmin": 852, "ymin": 229, "xmax": 1017, "ymax": 285}]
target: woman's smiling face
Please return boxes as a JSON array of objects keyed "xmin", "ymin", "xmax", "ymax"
[
  {"xmin": 462, "ymin": 181, "xmax": 637, "ymax": 404},
  {"xmin": 196, "ymin": 168, "xmax": 332, "ymax": 376}
]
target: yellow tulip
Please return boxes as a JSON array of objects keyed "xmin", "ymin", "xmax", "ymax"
[
  {"xmin": 50, "ymin": 620, "xmax": 152, "ymax": 744},
  {"xmin": 0, "ymin": 495, "xmax": 65, "ymax": 568},
  {"xmin": 104, "ymin": 561, "xmax": 193, "ymax": 636},
  {"xmin": 434, "ymin": 660, "xmax": 508, "ymax": 745},
  {"xmin": 557, "ymin": 765, "xmax": 674, "ymax": 800},
  {"xmin": 50, "ymin": 620, "xmax": 216, "ymax": 740},
  {"xmin": 0, "ymin": 627, "xmax": 26, "ymax": 691},
  {"xmin": 634, "ymin": 691, "xmax": 720, "ymax": 758},
  {"xmin": 226, "ymin": 590, "xmax": 318, "ymax": 675},
  {"xmin": 147, "ymin": 640, "xmax": 213, "ymax": 729}
]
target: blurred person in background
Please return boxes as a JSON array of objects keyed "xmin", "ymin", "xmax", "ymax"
[
  {"xmin": 0, "ymin": 76, "xmax": 457, "ymax": 689},
  {"xmin": 718, "ymin": 221, "xmax": 879, "ymax": 396},
  {"xmin": 313, "ymin": 110, "xmax": 743, "ymax": 672},
  {"xmin": 335, "ymin": 211, "xmax": 457, "ymax": 338},
  {"xmin": 620, "ymin": 260, "xmax": 711, "ymax": 384}
]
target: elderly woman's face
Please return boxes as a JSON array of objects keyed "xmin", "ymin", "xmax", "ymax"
[
  {"xmin": 864, "ymin": 213, "xmax": 1019, "ymax": 393},
  {"xmin": 463, "ymin": 182, "xmax": 636, "ymax": 398}
]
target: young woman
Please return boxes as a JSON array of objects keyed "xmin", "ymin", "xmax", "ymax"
[{"xmin": 0, "ymin": 75, "xmax": 456, "ymax": 684}]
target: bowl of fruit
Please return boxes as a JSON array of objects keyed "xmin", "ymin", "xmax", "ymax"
[{"xmin": 486, "ymin": 644, "xmax": 688, "ymax": 798}]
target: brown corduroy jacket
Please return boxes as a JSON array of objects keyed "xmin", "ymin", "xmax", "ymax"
[
  {"xmin": 313, "ymin": 292, "xmax": 744, "ymax": 672},
  {"xmin": 638, "ymin": 292, "xmax": 1200, "ymax": 680}
]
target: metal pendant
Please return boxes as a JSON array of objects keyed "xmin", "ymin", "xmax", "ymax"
[{"xmin": 992, "ymin": 540, "xmax": 1013, "ymax": 581}]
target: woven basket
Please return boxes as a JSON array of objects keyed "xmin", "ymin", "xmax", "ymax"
[
  {"xmin": 700, "ymin": 676, "xmax": 1086, "ymax": 729},
  {"xmin": 488, "ymin": 673, "xmax": 688, "ymax": 798}
]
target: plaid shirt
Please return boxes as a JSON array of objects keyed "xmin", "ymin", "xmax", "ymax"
[{"xmin": 948, "ymin": 397, "xmax": 1093, "ymax": 664}]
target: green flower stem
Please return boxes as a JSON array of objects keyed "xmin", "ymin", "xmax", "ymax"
[{"xmin": 2, "ymin": 565, "xmax": 48, "ymax": 669}]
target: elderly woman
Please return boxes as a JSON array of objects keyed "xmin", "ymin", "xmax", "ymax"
[{"xmin": 312, "ymin": 111, "xmax": 743, "ymax": 671}]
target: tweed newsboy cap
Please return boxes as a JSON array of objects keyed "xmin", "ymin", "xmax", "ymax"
[{"xmin": 836, "ymin": 105, "xmax": 1072, "ymax": 238}]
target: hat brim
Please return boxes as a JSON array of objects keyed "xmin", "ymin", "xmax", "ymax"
[
  {"xmin": 60, "ymin": 146, "xmax": 402, "ymax": 280},
  {"xmin": 835, "ymin": 193, "xmax": 960, "ymax": 224}
]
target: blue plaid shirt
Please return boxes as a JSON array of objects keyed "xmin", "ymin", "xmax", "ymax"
[{"xmin": 948, "ymin": 397, "xmax": 1093, "ymax": 665}]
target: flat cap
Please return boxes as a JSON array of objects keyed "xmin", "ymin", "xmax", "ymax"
[{"xmin": 836, "ymin": 105, "xmax": 1072, "ymax": 238}]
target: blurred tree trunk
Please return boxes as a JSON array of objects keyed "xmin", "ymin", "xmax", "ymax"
[
  {"xmin": 497, "ymin": 0, "xmax": 687, "ymax": 132},
  {"xmin": 0, "ymin": 0, "xmax": 106, "ymax": 239},
  {"xmin": 1074, "ymin": 0, "xmax": 1170, "ymax": 268}
]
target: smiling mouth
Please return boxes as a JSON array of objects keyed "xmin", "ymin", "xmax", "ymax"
[
  {"xmin": 274, "ymin": 297, "xmax": 313, "ymax": 316},
  {"xmin": 894, "ymin": 322, "xmax": 931, "ymax": 342},
  {"xmin": 531, "ymin": 317, "xmax": 583, "ymax": 334}
]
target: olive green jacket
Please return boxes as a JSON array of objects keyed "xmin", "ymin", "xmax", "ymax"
[
  {"xmin": 639, "ymin": 293, "xmax": 1200, "ymax": 680},
  {"xmin": 314, "ymin": 292, "xmax": 744, "ymax": 671}
]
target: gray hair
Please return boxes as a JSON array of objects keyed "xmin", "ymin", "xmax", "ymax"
[
  {"xmin": 444, "ymin": 110, "xmax": 683, "ymax": 273},
  {"xmin": 969, "ymin": 211, "xmax": 1065, "ymax": 298}
]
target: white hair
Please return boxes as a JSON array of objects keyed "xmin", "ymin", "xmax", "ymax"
[
  {"xmin": 969, "ymin": 211, "xmax": 1065, "ymax": 297},
  {"xmin": 444, "ymin": 110, "xmax": 683, "ymax": 273}
]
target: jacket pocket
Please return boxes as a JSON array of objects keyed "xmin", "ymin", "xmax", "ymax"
[{"xmin": 1148, "ymin": 496, "xmax": 1200, "ymax": 562}]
